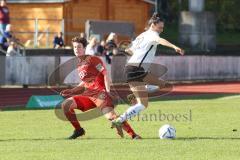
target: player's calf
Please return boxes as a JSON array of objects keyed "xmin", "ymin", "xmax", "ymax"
[{"xmin": 62, "ymin": 98, "xmax": 84, "ymax": 139}]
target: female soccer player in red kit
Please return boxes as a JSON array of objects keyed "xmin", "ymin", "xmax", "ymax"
[{"xmin": 60, "ymin": 36, "xmax": 140, "ymax": 139}]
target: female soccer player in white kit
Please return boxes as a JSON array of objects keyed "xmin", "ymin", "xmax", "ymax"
[{"xmin": 112, "ymin": 13, "xmax": 184, "ymax": 126}]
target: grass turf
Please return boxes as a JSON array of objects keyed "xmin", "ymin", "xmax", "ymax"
[{"xmin": 0, "ymin": 94, "xmax": 240, "ymax": 160}]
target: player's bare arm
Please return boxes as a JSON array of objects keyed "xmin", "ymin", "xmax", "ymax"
[
  {"xmin": 60, "ymin": 82, "xmax": 85, "ymax": 97},
  {"xmin": 104, "ymin": 71, "xmax": 117, "ymax": 100},
  {"xmin": 157, "ymin": 37, "xmax": 185, "ymax": 55},
  {"xmin": 71, "ymin": 82, "xmax": 85, "ymax": 94},
  {"xmin": 104, "ymin": 72, "xmax": 111, "ymax": 93}
]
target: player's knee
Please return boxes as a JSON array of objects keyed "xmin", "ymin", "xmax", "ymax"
[
  {"xmin": 102, "ymin": 108, "xmax": 117, "ymax": 120},
  {"xmin": 140, "ymin": 102, "xmax": 148, "ymax": 108},
  {"xmin": 107, "ymin": 114, "xmax": 118, "ymax": 121},
  {"xmin": 144, "ymin": 103, "xmax": 148, "ymax": 108},
  {"xmin": 138, "ymin": 100, "xmax": 148, "ymax": 108},
  {"xmin": 107, "ymin": 117, "xmax": 115, "ymax": 121},
  {"xmin": 62, "ymin": 98, "xmax": 74, "ymax": 112}
]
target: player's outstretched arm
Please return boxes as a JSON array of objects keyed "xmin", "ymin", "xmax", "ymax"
[
  {"xmin": 71, "ymin": 82, "xmax": 85, "ymax": 94},
  {"xmin": 103, "ymin": 66, "xmax": 118, "ymax": 100},
  {"xmin": 104, "ymin": 71, "xmax": 111, "ymax": 93},
  {"xmin": 157, "ymin": 37, "xmax": 184, "ymax": 55},
  {"xmin": 60, "ymin": 82, "xmax": 85, "ymax": 97}
]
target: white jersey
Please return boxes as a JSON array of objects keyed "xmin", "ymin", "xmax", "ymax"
[
  {"xmin": 85, "ymin": 44, "xmax": 97, "ymax": 56},
  {"xmin": 127, "ymin": 29, "xmax": 159, "ymax": 69}
]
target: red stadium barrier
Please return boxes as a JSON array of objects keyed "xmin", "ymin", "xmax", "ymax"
[{"xmin": 0, "ymin": 82, "xmax": 240, "ymax": 109}]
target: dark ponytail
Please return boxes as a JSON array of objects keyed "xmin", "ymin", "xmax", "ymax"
[{"xmin": 148, "ymin": 12, "xmax": 163, "ymax": 26}]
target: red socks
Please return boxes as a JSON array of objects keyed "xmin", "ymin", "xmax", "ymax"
[
  {"xmin": 63, "ymin": 106, "xmax": 81, "ymax": 130},
  {"xmin": 122, "ymin": 121, "xmax": 137, "ymax": 137}
]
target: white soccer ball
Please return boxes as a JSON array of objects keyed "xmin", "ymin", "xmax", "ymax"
[
  {"xmin": 145, "ymin": 85, "xmax": 159, "ymax": 93},
  {"xmin": 159, "ymin": 124, "xmax": 176, "ymax": 139}
]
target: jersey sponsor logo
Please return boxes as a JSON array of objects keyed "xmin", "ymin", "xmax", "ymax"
[
  {"xmin": 98, "ymin": 92, "xmax": 106, "ymax": 100},
  {"xmin": 96, "ymin": 63, "xmax": 104, "ymax": 72}
]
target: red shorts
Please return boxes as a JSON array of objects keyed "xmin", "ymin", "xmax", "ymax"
[{"xmin": 72, "ymin": 92, "xmax": 114, "ymax": 112}]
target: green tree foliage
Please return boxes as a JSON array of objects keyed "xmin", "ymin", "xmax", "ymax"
[
  {"xmin": 165, "ymin": 0, "xmax": 240, "ymax": 31},
  {"xmin": 206, "ymin": 0, "xmax": 240, "ymax": 31}
]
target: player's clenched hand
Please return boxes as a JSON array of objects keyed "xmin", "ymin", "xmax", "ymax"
[
  {"xmin": 60, "ymin": 89, "xmax": 73, "ymax": 97},
  {"xmin": 174, "ymin": 46, "xmax": 184, "ymax": 56}
]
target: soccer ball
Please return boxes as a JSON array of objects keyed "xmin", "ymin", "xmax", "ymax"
[
  {"xmin": 145, "ymin": 85, "xmax": 159, "ymax": 93},
  {"xmin": 159, "ymin": 124, "xmax": 176, "ymax": 139}
]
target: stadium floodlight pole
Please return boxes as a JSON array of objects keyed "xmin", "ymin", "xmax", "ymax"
[
  {"xmin": 141, "ymin": 0, "xmax": 159, "ymax": 13},
  {"xmin": 155, "ymin": 0, "xmax": 158, "ymax": 12},
  {"xmin": 155, "ymin": 0, "xmax": 161, "ymax": 13}
]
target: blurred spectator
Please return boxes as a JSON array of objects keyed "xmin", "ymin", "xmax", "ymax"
[
  {"xmin": 0, "ymin": 0, "xmax": 10, "ymax": 40},
  {"xmin": 0, "ymin": 24, "xmax": 12, "ymax": 50},
  {"xmin": 97, "ymin": 40, "xmax": 106, "ymax": 56},
  {"xmin": 53, "ymin": 32, "xmax": 64, "ymax": 49},
  {"xmin": 6, "ymin": 40, "xmax": 21, "ymax": 56},
  {"xmin": 85, "ymin": 36, "xmax": 98, "ymax": 55},
  {"xmin": 4, "ymin": 23, "xmax": 12, "ymax": 37},
  {"xmin": 105, "ymin": 32, "xmax": 118, "ymax": 64},
  {"xmin": 79, "ymin": 32, "xmax": 86, "ymax": 39}
]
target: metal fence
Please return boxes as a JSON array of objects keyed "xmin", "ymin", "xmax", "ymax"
[
  {"xmin": 11, "ymin": 18, "xmax": 66, "ymax": 48},
  {"xmin": 10, "ymin": 18, "xmax": 134, "ymax": 49}
]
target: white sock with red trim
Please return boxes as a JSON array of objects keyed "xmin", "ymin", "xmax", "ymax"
[{"xmin": 118, "ymin": 103, "xmax": 145, "ymax": 123}]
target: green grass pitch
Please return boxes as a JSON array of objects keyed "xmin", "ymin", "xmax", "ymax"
[{"xmin": 0, "ymin": 94, "xmax": 240, "ymax": 160}]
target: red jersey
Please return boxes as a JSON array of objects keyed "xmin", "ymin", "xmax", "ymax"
[
  {"xmin": 73, "ymin": 55, "xmax": 113, "ymax": 109},
  {"xmin": 77, "ymin": 56, "xmax": 107, "ymax": 95}
]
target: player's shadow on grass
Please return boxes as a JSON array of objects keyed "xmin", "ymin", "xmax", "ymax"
[
  {"xmin": 0, "ymin": 138, "xmax": 65, "ymax": 142},
  {"xmin": 176, "ymin": 137, "xmax": 240, "ymax": 140},
  {"xmin": 144, "ymin": 137, "xmax": 240, "ymax": 140},
  {"xmin": 0, "ymin": 137, "xmax": 122, "ymax": 142}
]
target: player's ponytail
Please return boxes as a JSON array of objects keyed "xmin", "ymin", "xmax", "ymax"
[
  {"xmin": 148, "ymin": 12, "xmax": 163, "ymax": 26},
  {"xmin": 152, "ymin": 12, "xmax": 161, "ymax": 19}
]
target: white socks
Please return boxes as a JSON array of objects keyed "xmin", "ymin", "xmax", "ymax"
[{"xmin": 118, "ymin": 103, "xmax": 145, "ymax": 123}]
